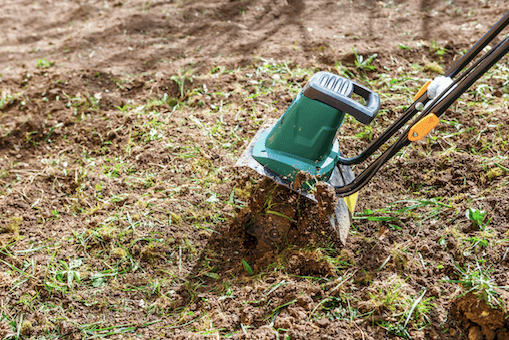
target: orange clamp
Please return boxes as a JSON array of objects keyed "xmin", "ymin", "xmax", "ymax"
[
  {"xmin": 408, "ymin": 113, "xmax": 439, "ymax": 141},
  {"xmin": 413, "ymin": 80, "xmax": 432, "ymax": 101}
]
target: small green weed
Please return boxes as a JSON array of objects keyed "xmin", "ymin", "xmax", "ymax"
[
  {"xmin": 352, "ymin": 47, "xmax": 378, "ymax": 72},
  {"xmin": 56, "ymin": 259, "xmax": 82, "ymax": 286},
  {"xmin": 398, "ymin": 43, "xmax": 412, "ymax": 51},
  {"xmin": 241, "ymin": 259, "xmax": 253, "ymax": 275},
  {"xmin": 466, "ymin": 208, "xmax": 490, "ymax": 230},
  {"xmin": 170, "ymin": 73, "xmax": 194, "ymax": 98},
  {"xmin": 430, "ymin": 40, "xmax": 448, "ymax": 56},
  {"xmin": 36, "ymin": 58, "xmax": 54, "ymax": 69},
  {"xmin": 147, "ymin": 93, "xmax": 179, "ymax": 108}
]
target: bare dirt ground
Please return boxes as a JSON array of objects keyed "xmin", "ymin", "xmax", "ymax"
[{"xmin": 1, "ymin": 0, "xmax": 509, "ymax": 339}]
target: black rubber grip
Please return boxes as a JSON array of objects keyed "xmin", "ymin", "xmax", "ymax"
[{"xmin": 303, "ymin": 72, "xmax": 380, "ymax": 125}]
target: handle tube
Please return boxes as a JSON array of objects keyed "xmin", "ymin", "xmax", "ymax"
[
  {"xmin": 337, "ymin": 96, "xmax": 428, "ymax": 165},
  {"xmin": 337, "ymin": 11, "xmax": 509, "ymax": 166},
  {"xmin": 334, "ymin": 36, "xmax": 509, "ymax": 196},
  {"xmin": 435, "ymin": 37, "xmax": 509, "ymax": 117},
  {"xmin": 445, "ymin": 11, "xmax": 509, "ymax": 78}
]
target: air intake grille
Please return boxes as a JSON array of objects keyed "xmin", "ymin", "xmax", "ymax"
[{"xmin": 317, "ymin": 73, "xmax": 353, "ymax": 97}]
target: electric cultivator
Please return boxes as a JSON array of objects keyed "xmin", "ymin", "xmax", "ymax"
[{"xmin": 237, "ymin": 12, "xmax": 509, "ymax": 245}]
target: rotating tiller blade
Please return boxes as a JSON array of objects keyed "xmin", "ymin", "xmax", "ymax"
[{"xmin": 236, "ymin": 72, "xmax": 380, "ymax": 244}]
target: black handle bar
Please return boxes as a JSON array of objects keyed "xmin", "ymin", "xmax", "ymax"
[{"xmin": 334, "ymin": 11, "xmax": 509, "ymax": 196}]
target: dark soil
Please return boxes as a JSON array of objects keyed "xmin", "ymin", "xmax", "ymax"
[{"xmin": 1, "ymin": 0, "xmax": 509, "ymax": 339}]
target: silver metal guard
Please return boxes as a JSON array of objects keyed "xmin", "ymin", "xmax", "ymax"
[{"xmin": 236, "ymin": 119, "xmax": 356, "ymax": 244}]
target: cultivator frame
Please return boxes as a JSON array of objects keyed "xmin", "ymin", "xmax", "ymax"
[{"xmin": 237, "ymin": 11, "xmax": 509, "ymax": 245}]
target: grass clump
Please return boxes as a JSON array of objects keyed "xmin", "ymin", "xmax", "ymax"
[
  {"xmin": 448, "ymin": 260, "xmax": 509, "ymax": 310},
  {"xmin": 0, "ymin": 216, "xmax": 22, "ymax": 246},
  {"xmin": 20, "ymin": 320, "xmax": 33, "ymax": 336},
  {"xmin": 111, "ymin": 247, "xmax": 128, "ymax": 259},
  {"xmin": 1, "ymin": 216, "xmax": 22, "ymax": 235},
  {"xmin": 93, "ymin": 224, "xmax": 118, "ymax": 242},
  {"xmin": 486, "ymin": 166, "xmax": 504, "ymax": 181},
  {"xmin": 422, "ymin": 62, "xmax": 444, "ymax": 74},
  {"xmin": 365, "ymin": 274, "xmax": 409, "ymax": 314},
  {"xmin": 361, "ymin": 274, "xmax": 434, "ymax": 338},
  {"xmin": 170, "ymin": 212, "xmax": 182, "ymax": 225}
]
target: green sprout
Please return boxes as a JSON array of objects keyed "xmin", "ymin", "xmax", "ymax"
[
  {"xmin": 37, "ymin": 58, "xmax": 54, "ymax": 69},
  {"xmin": 352, "ymin": 47, "xmax": 378, "ymax": 72},
  {"xmin": 466, "ymin": 208, "xmax": 490, "ymax": 230},
  {"xmin": 242, "ymin": 259, "xmax": 254, "ymax": 275},
  {"xmin": 430, "ymin": 40, "xmax": 448, "ymax": 56}
]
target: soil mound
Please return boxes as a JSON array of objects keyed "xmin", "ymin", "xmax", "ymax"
[{"xmin": 452, "ymin": 293, "xmax": 509, "ymax": 340}]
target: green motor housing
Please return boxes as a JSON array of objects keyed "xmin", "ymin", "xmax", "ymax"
[{"xmin": 252, "ymin": 71, "xmax": 380, "ymax": 185}]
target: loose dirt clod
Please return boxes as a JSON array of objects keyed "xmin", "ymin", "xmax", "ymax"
[
  {"xmin": 315, "ymin": 181, "xmax": 339, "ymax": 217},
  {"xmin": 452, "ymin": 293, "xmax": 509, "ymax": 340},
  {"xmin": 292, "ymin": 170, "xmax": 313, "ymax": 190}
]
